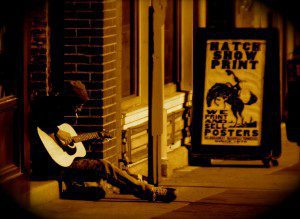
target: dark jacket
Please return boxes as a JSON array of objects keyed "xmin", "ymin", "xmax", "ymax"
[
  {"xmin": 31, "ymin": 96, "xmax": 80, "ymax": 133},
  {"xmin": 30, "ymin": 95, "xmax": 80, "ymax": 179}
]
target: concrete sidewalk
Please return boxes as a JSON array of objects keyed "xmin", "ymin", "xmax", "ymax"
[{"xmin": 28, "ymin": 127, "xmax": 300, "ymax": 219}]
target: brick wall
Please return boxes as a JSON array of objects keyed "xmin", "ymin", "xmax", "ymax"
[
  {"xmin": 64, "ymin": 0, "xmax": 118, "ymax": 163},
  {"xmin": 28, "ymin": 0, "xmax": 118, "ymax": 163},
  {"xmin": 29, "ymin": 1, "xmax": 48, "ymax": 97}
]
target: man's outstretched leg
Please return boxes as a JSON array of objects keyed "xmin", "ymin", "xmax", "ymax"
[{"xmin": 63, "ymin": 158, "xmax": 177, "ymax": 202}]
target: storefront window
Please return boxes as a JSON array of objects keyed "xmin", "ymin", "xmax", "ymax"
[
  {"xmin": 164, "ymin": 0, "xmax": 181, "ymax": 85},
  {"xmin": 122, "ymin": 0, "xmax": 139, "ymax": 98}
]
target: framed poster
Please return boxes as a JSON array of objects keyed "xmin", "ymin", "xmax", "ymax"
[
  {"xmin": 191, "ymin": 28, "xmax": 281, "ymax": 162},
  {"xmin": 202, "ymin": 39, "xmax": 265, "ymax": 146}
]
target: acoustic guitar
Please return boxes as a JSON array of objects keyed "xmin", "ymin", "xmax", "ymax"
[{"xmin": 37, "ymin": 123, "xmax": 112, "ymax": 167}]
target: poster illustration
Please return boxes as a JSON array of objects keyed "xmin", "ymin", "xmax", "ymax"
[{"xmin": 201, "ymin": 40, "xmax": 266, "ymax": 146}]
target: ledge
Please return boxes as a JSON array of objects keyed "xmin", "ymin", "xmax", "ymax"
[
  {"xmin": 128, "ymin": 145, "xmax": 189, "ymax": 180},
  {"xmin": 122, "ymin": 91, "xmax": 186, "ymax": 129}
]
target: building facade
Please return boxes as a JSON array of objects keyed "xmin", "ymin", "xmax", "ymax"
[{"xmin": 0, "ymin": 0, "xmax": 298, "ymax": 200}]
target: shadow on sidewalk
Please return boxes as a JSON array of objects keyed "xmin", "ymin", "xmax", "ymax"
[{"xmin": 208, "ymin": 164, "xmax": 266, "ymax": 168}]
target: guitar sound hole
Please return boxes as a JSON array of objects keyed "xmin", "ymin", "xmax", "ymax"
[
  {"xmin": 64, "ymin": 146, "xmax": 77, "ymax": 155},
  {"xmin": 54, "ymin": 134, "xmax": 77, "ymax": 155}
]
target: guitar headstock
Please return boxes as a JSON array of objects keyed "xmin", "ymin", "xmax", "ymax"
[{"xmin": 97, "ymin": 129, "xmax": 112, "ymax": 141}]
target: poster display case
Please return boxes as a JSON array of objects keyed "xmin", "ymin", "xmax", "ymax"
[{"xmin": 191, "ymin": 28, "xmax": 281, "ymax": 167}]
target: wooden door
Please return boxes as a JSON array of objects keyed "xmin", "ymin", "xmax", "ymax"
[{"xmin": 0, "ymin": 1, "xmax": 27, "ymax": 183}]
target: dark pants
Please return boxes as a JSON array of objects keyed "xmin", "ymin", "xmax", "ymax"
[{"xmin": 62, "ymin": 158, "xmax": 153, "ymax": 199}]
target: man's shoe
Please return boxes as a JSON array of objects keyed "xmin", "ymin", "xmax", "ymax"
[{"xmin": 150, "ymin": 187, "xmax": 177, "ymax": 203}]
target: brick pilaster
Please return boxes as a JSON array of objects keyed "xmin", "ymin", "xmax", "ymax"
[{"xmin": 64, "ymin": 0, "xmax": 118, "ymax": 163}]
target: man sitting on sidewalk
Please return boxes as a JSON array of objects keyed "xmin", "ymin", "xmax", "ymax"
[{"xmin": 31, "ymin": 81, "xmax": 176, "ymax": 203}]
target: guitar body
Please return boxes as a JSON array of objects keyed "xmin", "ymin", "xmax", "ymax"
[{"xmin": 37, "ymin": 123, "xmax": 86, "ymax": 167}]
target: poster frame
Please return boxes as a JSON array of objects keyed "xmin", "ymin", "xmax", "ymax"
[{"xmin": 191, "ymin": 28, "xmax": 281, "ymax": 163}]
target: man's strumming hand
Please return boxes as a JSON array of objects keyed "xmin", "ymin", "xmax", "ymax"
[{"xmin": 55, "ymin": 129, "xmax": 73, "ymax": 147}]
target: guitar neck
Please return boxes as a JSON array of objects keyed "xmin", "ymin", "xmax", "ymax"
[{"xmin": 72, "ymin": 132, "xmax": 99, "ymax": 143}]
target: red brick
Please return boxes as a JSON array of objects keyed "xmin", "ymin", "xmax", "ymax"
[
  {"xmin": 90, "ymin": 70, "xmax": 115, "ymax": 81},
  {"xmin": 64, "ymin": 19, "xmax": 91, "ymax": 28},
  {"xmin": 65, "ymin": 54, "xmax": 90, "ymax": 63},
  {"xmin": 102, "ymin": 26, "xmax": 116, "ymax": 35},
  {"xmin": 90, "ymin": 18, "xmax": 116, "ymax": 27},
  {"xmin": 64, "ymin": 2, "xmax": 91, "ymax": 11},
  {"xmin": 77, "ymin": 64, "xmax": 103, "ymax": 72},
  {"xmin": 64, "ymin": 29, "xmax": 77, "ymax": 37},
  {"xmin": 102, "ymin": 122, "xmax": 116, "ymax": 133},
  {"xmin": 64, "ymin": 10, "xmax": 102, "ymax": 20},
  {"xmin": 78, "ymin": 62, "xmax": 115, "ymax": 73},
  {"xmin": 77, "ymin": 28, "xmax": 102, "ymax": 37},
  {"xmin": 73, "ymin": 124, "xmax": 103, "ymax": 133},
  {"xmin": 77, "ymin": 46, "xmax": 103, "ymax": 55},
  {"xmin": 64, "ymin": 73, "xmax": 90, "ymax": 81},
  {"xmin": 31, "ymin": 48, "xmax": 47, "ymax": 56},
  {"xmin": 31, "ymin": 73, "xmax": 47, "ymax": 81},
  {"xmin": 96, "ymin": 145, "xmax": 117, "ymax": 158},
  {"xmin": 64, "ymin": 46, "xmax": 77, "ymax": 54},
  {"xmin": 65, "ymin": 37, "xmax": 90, "ymax": 46},
  {"xmin": 101, "ymin": 78, "xmax": 116, "ymax": 89},
  {"xmin": 90, "ymin": 52, "xmax": 116, "ymax": 63},
  {"xmin": 64, "ymin": 64, "xmax": 77, "ymax": 72},
  {"xmin": 60, "ymin": 0, "xmax": 118, "ymax": 159},
  {"xmin": 90, "ymin": 35, "xmax": 117, "ymax": 46},
  {"xmin": 76, "ymin": 116, "xmax": 105, "ymax": 125},
  {"xmin": 90, "ymin": 104, "xmax": 116, "ymax": 116},
  {"xmin": 31, "ymin": 81, "xmax": 47, "ymax": 90},
  {"xmin": 29, "ymin": 63, "xmax": 46, "ymax": 72},
  {"xmin": 102, "ymin": 9, "xmax": 116, "ymax": 19},
  {"xmin": 102, "ymin": 44, "xmax": 116, "ymax": 54}
]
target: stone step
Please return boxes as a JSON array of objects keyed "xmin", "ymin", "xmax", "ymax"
[{"xmin": 25, "ymin": 180, "xmax": 59, "ymax": 208}]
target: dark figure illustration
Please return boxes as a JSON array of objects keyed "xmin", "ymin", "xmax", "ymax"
[{"xmin": 206, "ymin": 70, "xmax": 258, "ymax": 127}]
